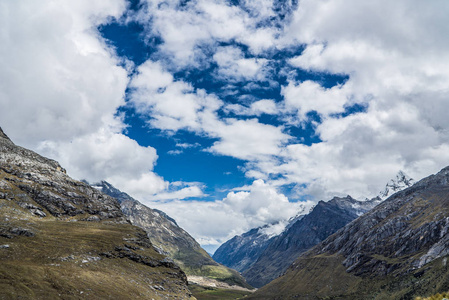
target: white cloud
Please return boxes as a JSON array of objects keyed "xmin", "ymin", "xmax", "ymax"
[
  {"xmin": 253, "ymin": 0, "xmax": 449, "ymax": 200},
  {"xmin": 282, "ymin": 80, "xmax": 349, "ymax": 119},
  {"xmin": 207, "ymin": 118, "xmax": 290, "ymax": 160},
  {"xmin": 0, "ymin": 0, "xmax": 204, "ymax": 202},
  {"xmin": 146, "ymin": 179, "xmax": 313, "ymax": 250},
  {"xmin": 130, "ymin": 60, "xmax": 291, "ymax": 161},
  {"xmin": 0, "ymin": 0, "xmax": 128, "ymax": 146},
  {"xmin": 225, "ymin": 99, "xmax": 278, "ymax": 116},
  {"xmin": 130, "ymin": 60, "xmax": 223, "ymax": 132},
  {"xmin": 213, "ymin": 46, "xmax": 268, "ymax": 81},
  {"xmin": 135, "ymin": 0, "xmax": 279, "ymax": 67},
  {"xmin": 258, "ymin": 221, "xmax": 290, "ymax": 238}
]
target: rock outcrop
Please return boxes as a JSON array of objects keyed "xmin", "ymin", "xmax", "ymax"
[
  {"xmin": 213, "ymin": 224, "xmax": 279, "ymax": 273},
  {"xmin": 250, "ymin": 166, "xmax": 449, "ymax": 299},
  {"xmin": 0, "ymin": 129, "xmax": 123, "ymax": 221},
  {"xmin": 0, "ymin": 127, "xmax": 193, "ymax": 299}
]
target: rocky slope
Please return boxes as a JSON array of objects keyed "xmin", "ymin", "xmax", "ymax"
[
  {"xmin": 92, "ymin": 181, "xmax": 251, "ymax": 289},
  {"xmin": 213, "ymin": 224, "xmax": 279, "ymax": 273},
  {"xmin": 213, "ymin": 206, "xmax": 308, "ymax": 274},
  {"xmin": 242, "ymin": 196, "xmax": 380, "ymax": 287},
  {"xmin": 250, "ymin": 166, "xmax": 449, "ymax": 299},
  {"xmin": 0, "ymin": 127, "xmax": 193, "ymax": 299}
]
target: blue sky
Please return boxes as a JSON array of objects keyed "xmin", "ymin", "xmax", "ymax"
[
  {"xmin": 2, "ymin": 0, "xmax": 449, "ymax": 252},
  {"xmin": 99, "ymin": 1, "xmax": 351, "ymax": 201}
]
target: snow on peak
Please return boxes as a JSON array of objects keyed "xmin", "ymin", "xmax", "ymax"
[{"xmin": 379, "ymin": 170, "xmax": 414, "ymax": 199}]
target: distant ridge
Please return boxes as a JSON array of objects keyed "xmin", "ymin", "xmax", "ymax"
[
  {"xmin": 242, "ymin": 196, "xmax": 379, "ymax": 287},
  {"xmin": 92, "ymin": 181, "xmax": 252, "ymax": 289},
  {"xmin": 249, "ymin": 166, "xmax": 449, "ymax": 299}
]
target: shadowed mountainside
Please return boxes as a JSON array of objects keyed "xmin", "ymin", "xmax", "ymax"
[
  {"xmin": 249, "ymin": 166, "xmax": 449, "ymax": 299},
  {"xmin": 242, "ymin": 196, "xmax": 380, "ymax": 287}
]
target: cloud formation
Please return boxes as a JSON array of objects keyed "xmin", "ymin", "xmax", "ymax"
[
  {"xmin": 4, "ymin": 0, "xmax": 449, "ymax": 250},
  {"xmin": 147, "ymin": 180, "xmax": 313, "ymax": 250},
  {"xmin": 0, "ymin": 0, "xmax": 202, "ymax": 201}
]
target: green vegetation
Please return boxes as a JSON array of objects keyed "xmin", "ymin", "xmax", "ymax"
[
  {"xmin": 189, "ymin": 285, "xmax": 252, "ymax": 300},
  {"xmin": 0, "ymin": 199, "xmax": 191, "ymax": 299},
  {"xmin": 249, "ymin": 252, "xmax": 449, "ymax": 299},
  {"xmin": 174, "ymin": 246, "xmax": 252, "ymax": 289}
]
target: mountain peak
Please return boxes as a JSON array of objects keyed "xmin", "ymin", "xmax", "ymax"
[
  {"xmin": 0, "ymin": 127, "xmax": 12, "ymax": 142},
  {"xmin": 379, "ymin": 170, "xmax": 414, "ymax": 199}
]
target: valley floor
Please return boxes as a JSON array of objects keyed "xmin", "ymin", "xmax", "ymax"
[{"xmin": 189, "ymin": 284, "xmax": 253, "ymax": 300}]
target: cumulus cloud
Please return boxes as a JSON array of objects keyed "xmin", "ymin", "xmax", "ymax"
[
  {"xmin": 0, "ymin": 0, "xmax": 128, "ymax": 146},
  {"xmin": 134, "ymin": 0, "xmax": 280, "ymax": 67},
  {"xmin": 213, "ymin": 46, "xmax": 269, "ymax": 81},
  {"xmin": 259, "ymin": 0, "xmax": 449, "ymax": 199},
  {"xmin": 207, "ymin": 118, "xmax": 290, "ymax": 160},
  {"xmin": 129, "ymin": 60, "xmax": 223, "ymax": 132},
  {"xmin": 146, "ymin": 179, "xmax": 313, "ymax": 251},
  {"xmin": 130, "ymin": 0, "xmax": 449, "ymax": 208},
  {"xmin": 224, "ymin": 99, "xmax": 278, "ymax": 116},
  {"xmin": 282, "ymin": 80, "xmax": 349, "ymax": 119},
  {"xmin": 129, "ymin": 60, "xmax": 291, "ymax": 161},
  {"xmin": 0, "ymin": 0, "xmax": 203, "ymax": 201}
]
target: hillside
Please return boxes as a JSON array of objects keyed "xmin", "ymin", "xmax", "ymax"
[
  {"xmin": 250, "ymin": 166, "xmax": 449, "ymax": 299},
  {"xmin": 242, "ymin": 196, "xmax": 379, "ymax": 287},
  {"xmin": 0, "ymin": 127, "xmax": 193, "ymax": 299},
  {"xmin": 213, "ymin": 224, "xmax": 278, "ymax": 273},
  {"xmin": 93, "ymin": 181, "xmax": 251, "ymax": 289}
]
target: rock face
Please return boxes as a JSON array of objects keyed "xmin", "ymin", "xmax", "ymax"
[
  {"xmin": 213, "ymin": 206, "xmax": 308, "ymax": 275},
  {"xmin": 93, "ymin": 181, "xmax": 251, "ymax": 289},
  {"xmin": 250, "ymin": 166, "xmax": 449, "ymax": 299},
  {"xmin": 213, "ymin": 224, "xmax": 279, "ymax": 273},
  {"xmin": 0, "ymin": 129, "xmax": 124, "ymax": 221},
  {"xmin": 0, "ymin": 127, "xmax": 193, "ymax": 299},
  {"xmin": 242, "ymin": 196, "xmax": 380, "ymax": 287}
]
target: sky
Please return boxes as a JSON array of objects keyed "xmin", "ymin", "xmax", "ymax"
[{"xmin": 1, "ymin": 0, "xmax": 449, "ymax": 253}]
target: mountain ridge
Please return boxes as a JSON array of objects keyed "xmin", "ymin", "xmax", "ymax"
[
  {"xmin": 0, "ymin": 127, "xmax": 194, "ymax": 299},
  {"xmin": 92, "ymin": 180, "xmax": 252, "ymax": 289},
  {"xmin": 242, "ymin": 195, "xmax": 379, "ymax": 287},
  {"xmin": 249, "ymin": 166, "xmax": 449, "ymax": 299}
]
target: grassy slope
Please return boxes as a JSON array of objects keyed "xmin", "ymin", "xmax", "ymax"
[
  {"xmin": 175, "ymin": 247, "xmax": 251, "ymax": 288},
  {"xmin": 249, "ymin": 186, "xmax": 449, "ymax": 299},
  {"xmin": 0, "ymin": 198, "xmax": 193, "ymax": 299},
  {"xmin": 189, "ymin": 285, "xmax": 252, "ymax": 300},
  {"xmin": 250, "ymin": 254, "xmax": 449, "ymax": 300}
]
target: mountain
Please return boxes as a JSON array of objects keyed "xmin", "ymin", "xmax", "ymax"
[
  {"xmin": 250, "ymin": 166, "xmax": 449, "ymax": 299},
  {"xmin": 242, "ymin": 196, "xmax": 380, "ymax": 287},
  {"xmin": 379, "ymin": 170, "xmax": 414, "ymax": 199},
  {"xmin": 213, "ymin": 205, "xmax": 308, "ymax": 272},
  {"xmin": 92, "ymin": 181, "xmax": 251, "ymax": 289},
  {"xmin": 0, "ymin": 127, "xmax": 193, "ymax": 299},
  {"xmin": 213, "ymin": 223, "xmax": 281, "ymax": 273}
]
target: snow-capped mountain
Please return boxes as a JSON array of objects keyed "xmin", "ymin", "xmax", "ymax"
[{"xmin": 379, "ymin": 170, "xmax": 414, "ymax": 199}]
